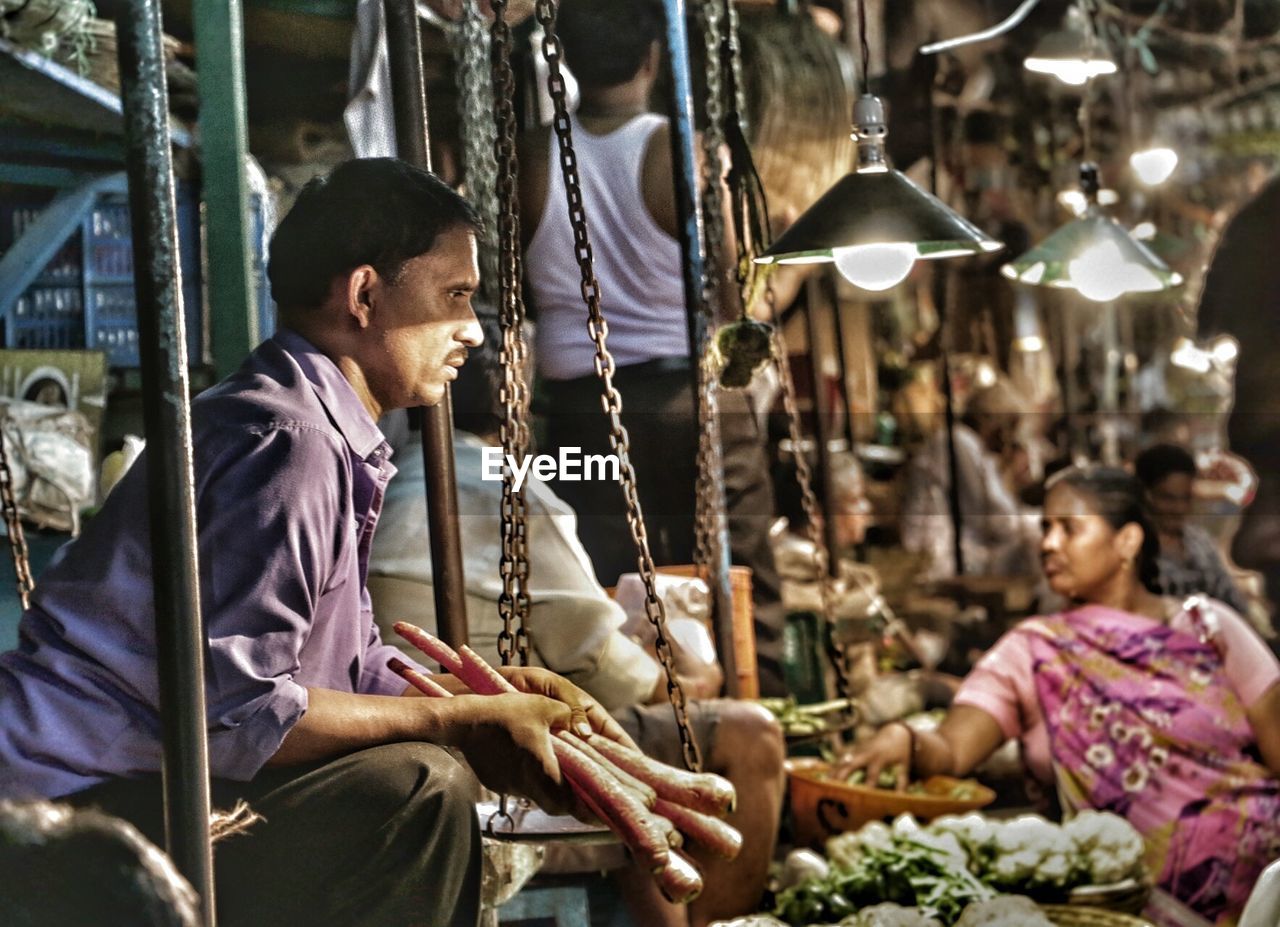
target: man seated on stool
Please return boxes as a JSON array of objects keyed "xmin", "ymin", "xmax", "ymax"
[{"xmin": 369, "ymin": 315, "xmax": 786, "ymax": 927}]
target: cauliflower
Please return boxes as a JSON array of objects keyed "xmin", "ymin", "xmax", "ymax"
[
  {"xmin": 1063, "ymin": 810, "xmax": 1146, "ymax": 884},
  {"xmin": 777, "ymin": 848, "xmax": 830, "ymax": 890},
  {"xmin": 928, "ymin": 814, "xmax": 997, "ymax": 864},
  {"xmin": 901, "ymin": 828, "xmax": 970, "ymax": 872},
  {"xmin": 839, "ymin": 903, "xmax": 944, "ymax": 927},
  {"xmin": 827, "ymin": 821, "xmax": 894, "ymax": 869},
  {"xmin": 986, "ymin": 815, "xmax": 1078, "ymax": 888},
  {"xmin": 954, "ymin": 895, "xmax": 1054, "ymax": 927}
]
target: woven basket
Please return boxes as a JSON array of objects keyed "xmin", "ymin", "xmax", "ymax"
[
  {"xmin": 1042, "ymin": 904, "xmax": 1155, "ymax": 927},
  {"xmin": 1067, "ymin": 877, "xmax": 1152, "ymax": 916}
]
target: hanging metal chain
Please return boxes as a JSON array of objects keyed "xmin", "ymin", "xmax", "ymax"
[
  {"xmin": 0, "ymin": 419, "xmax": 34, "ymax": 611},
  {"xmin": 767, "ymin": 291, "xmax": 853, "ymax": 705},
  {"xmin": 491, "ymin": 0, "xmax": 532, "ymax": 668},
  {"xmin": 452, "ymin": 0, "xmax": 501, "ymax": 305},
  {"xmin": 692, "ymin": 0, "xmax": 728, "ymax": 576},
  {"xmin": 534, "ymin": 0, "xmax": 702, "ymax": 772}
]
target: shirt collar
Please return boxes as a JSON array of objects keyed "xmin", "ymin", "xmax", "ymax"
[{"xmin": 272, "ymin": 328, "xmax": 388, "ymax": 462}]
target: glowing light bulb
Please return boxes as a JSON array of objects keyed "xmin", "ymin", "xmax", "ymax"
[
  {"xmin": 1211, "ymin": 336, "xmax": 1239, "ymax": 364},
  {"xmin": 1131, "ymin": 221, "xmax": 1157, "ymax": 241},
  {"xmin": 1066, "ymin": 240, "xmax": 1162, "ymax": 302},
  {"xmin": 1130, "ymin": 147, "xmax": 1178, "ymax": 186},
  {"xmin": 833, "ymin": 243, "xmax": 916, "ymax": 291},
  {"xmin": 1025, "ymin": 57, "xmax": 1116, "ymax": 86},
  {"xmin": 1171, "ymin": 337, "xmax": 1212, "ymax": 373}
]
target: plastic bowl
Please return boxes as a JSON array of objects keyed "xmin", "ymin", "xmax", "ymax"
[{"xmin": 786, "ymin": 758, "xmax": 996, "ymax": 848}]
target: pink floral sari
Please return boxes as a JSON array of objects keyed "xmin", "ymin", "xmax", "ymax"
[{"xmin": 1024, "ymin": 603, "xmax": 1280, "ymax": 925}]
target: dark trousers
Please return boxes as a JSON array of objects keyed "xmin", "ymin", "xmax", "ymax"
[
  {"xmin": 541, "ymin": 360, "xmax": 789, "ymax": 695},
  {"xmin": 67, "ymin": 742, "xmax": 483, "ymax": 927}
]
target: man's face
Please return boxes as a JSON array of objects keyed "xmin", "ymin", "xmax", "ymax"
[
  {"xmin": 365, "ymin": 226, "xmax": 483, "ymax": 410},
  {"xmin": 1147, "ymin": 472, "xmax": 1193, "ymax": 536}
]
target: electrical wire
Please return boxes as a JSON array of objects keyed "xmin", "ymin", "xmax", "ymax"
[
  {"xmin": 919, "ymin": 0, "xmax": 1044, "ymax": 55},
  {"xmin": 855, "ymin": 0, "xmax": 870, "ymax": 93}
]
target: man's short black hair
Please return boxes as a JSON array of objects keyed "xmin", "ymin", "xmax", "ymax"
[
  {"xmin": 1134, "ymin": 442, "xmax": 1197, "ymax": 488},
  {"xmin": 267, "ymin": 158, "xmax": 481, "ymax": 310},
  {"xmin": 557, "ymin": 0, "xmax": 662, "ymax": 91}
]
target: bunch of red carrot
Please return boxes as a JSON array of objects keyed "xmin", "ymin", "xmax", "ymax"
[{"xmin": 389, "ymin": 621, "xmax": 742, "ymax": 904}]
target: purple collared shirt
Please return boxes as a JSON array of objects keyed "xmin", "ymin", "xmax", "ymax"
[{"xmin": 0, "ymin": 330, "xmax": 427, "ymax": 799}]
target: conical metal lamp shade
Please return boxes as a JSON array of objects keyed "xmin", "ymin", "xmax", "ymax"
[
  {"xmin": 755, "ymin": 168, "xmax": 1003, "ymax": 265},
  {"xmin": 1023, "ymin": 5, "xmax": 1116, "ymax": 84},
  {"xmin": 1001, "ymin": 209, "xmax": 1182, "ymax": 300}
]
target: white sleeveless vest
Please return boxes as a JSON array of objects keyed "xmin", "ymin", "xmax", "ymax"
[{"xmin": 526, "ymin": 113, "xmax": 690, "ymax": 381}]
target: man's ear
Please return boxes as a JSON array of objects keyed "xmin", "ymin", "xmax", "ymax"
[
  {"xmin": 642, "ymin": 40, "xmax": 661, "ymax": 79},
  {"xmin": 345, "ymin": 265, "xmax": 378, "ymax": 328}
]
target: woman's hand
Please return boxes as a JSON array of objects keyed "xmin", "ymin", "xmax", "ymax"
[{"xmin": 831, "ymin": 722, "xmax": 914, "ymax": 792}]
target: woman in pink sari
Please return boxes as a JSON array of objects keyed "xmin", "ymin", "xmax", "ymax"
[{"xmin": 844, "ymin": 467, "xmax": 1280, "ymax": 925}]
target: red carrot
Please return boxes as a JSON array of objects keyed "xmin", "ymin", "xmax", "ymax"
[
  {"xmin": 558, "ymin": 731, "xmax": 657, "ymax": 809},
  {"xmin": 553, "ymin": 736, "xmax": 670, "ymax": 871},
  {"xmin": 388, "ymin": 658, "xmax": 455, "ymax": 698},
  {"xmin": 587, "ymin": 735, "xmax": 736, "ymax": 816},
  {"xmin": 654, "ymin": 798, "xmax": 743, "ymax": 860},
  {"xmin": 456, "ymin": 644, "xmax": 518, "ymax": 695},
  {"xmin": 393, "ymin": 622, "xmax": 467, "ymax": 677},
  {"xmin": 655, "ymin": 850, "xmax": 704, "ymax": 904}
]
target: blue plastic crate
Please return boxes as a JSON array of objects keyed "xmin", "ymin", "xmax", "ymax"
[{"xmin": 0, "ymin": 185, "xmax": 210, "ymax": 368}]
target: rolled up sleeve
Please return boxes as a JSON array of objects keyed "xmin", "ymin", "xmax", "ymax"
[{"xmin": 360, "ymin": 619, "xmax": 430, "ymax": 695}]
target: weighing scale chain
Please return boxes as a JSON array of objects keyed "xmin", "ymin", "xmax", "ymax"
[
  {"xmin": 692, "ymin": 0, "xmax": 727, "ymax": 577},
  {"xmin": 0, "ymin": 421, "xmax": 34, "ymax": 611},
  {"xmin": 768, "ymin": 290, "xmax": 854, "ymax": 706},
  {"xmin": 535, "ymin": 0, "xmax": 702, "ymax": 773},
  {"xmin": 453, "ymin": 0, "xmax": 501, "ymax": 304},
  {"xmin": 491, "ymin": 0, "xmax": 533, "ymax": 668}
]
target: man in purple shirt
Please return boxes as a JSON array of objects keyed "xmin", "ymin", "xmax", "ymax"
[{"xmin": 0, "ymin": 159, "xmax": 627, "ymax": 927}]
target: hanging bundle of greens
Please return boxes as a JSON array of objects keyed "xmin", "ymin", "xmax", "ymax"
[{"xmin": 700, "ymin": 0, "xmax": 775, "ymax": 390}]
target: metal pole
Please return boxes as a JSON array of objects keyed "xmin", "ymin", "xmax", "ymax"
[
  {"xmin": 193, "ymin": 0, "xmax": 257, "ymax": 375},
  {"xmin": 116, "ymin": 1, "xmax": 214, "ymax": 922},
  {"xmin": 382, "ymin": 0, "xmax": 469, "ymax": 649},
  {"xmin": 804, "ymin": 277, "xmax": 841, "ymax": 576},
  {"xmin": 659, "ymin": 0, "xmax": 737, "ymax": 694},
  {"xmin": 925, "ymin": 51, "xmax": 965, "ymax": 577},
  {"xmin": 938, "ymin": 298, "xmax": 966, "ymax": 577},
  {"xmin": 1100, "ymin": 300, "xmax": 1120, "ymax": 466},
  {"xmin": 830, "ymin": 284, "xmax": 860, "ymax": 452}
]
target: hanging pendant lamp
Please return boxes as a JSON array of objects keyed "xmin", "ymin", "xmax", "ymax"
[
  {"xmin": 1001, "ymin": 163, "xmax": 1182, "ymax": 302},
  {"xmin": 754, "ymin": 94, "xmax": 1003, "ymax": 292},
  {"xmin": 1024, "ymin": 3, "xmax": 1116, "ymax": 86}
]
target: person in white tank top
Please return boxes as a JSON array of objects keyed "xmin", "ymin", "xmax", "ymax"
[{"xmin": 516, "ymin": 4, "xmax": 790, "ymax": 925}]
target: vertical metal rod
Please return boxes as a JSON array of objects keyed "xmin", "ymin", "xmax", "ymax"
[
  {"xmin": 1100, "ymin": 300, "xmax": 1120, "ymax": 466},
  {"xmin": 193, "ymin": 0, "xmax": 257, "ymax": 375},
  {"xmin": 803, "ymin": 277, "xmax": 841, "ymax": 577},
  {"xmin": 829, "ymin": 284, "xmax": 860, "ymax": 452},
  {"xmin": 383, "ymin": 0, "xmax": 469, "ymax": 648},
  {"xmin": 925, "ymin": 51, "xmax": 965, "ymax": 578},
  {"xmin": 939, "ymin": 327, "xmax": 966, "ymax": 577},
  {"xmin": 660, "ymin": 0, "xmax": 737, "ymax": 694},
  {"xmin": 116, "ymin": 1, "xmax": 214, "ymax": 922}
]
